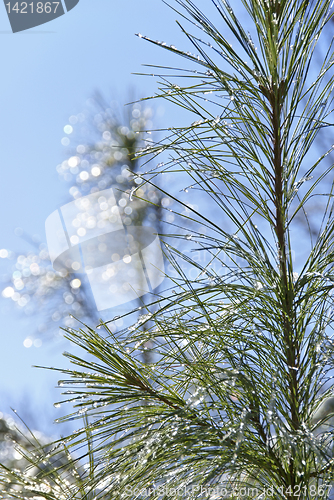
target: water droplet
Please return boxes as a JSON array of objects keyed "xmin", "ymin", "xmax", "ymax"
[{"xmin": 129, "ymin": 187, "xmax": 136, "ymax": 201}]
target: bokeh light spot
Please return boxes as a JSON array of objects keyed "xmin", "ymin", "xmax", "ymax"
[
  {"xmin": 61, "ymin": 137, "xmax": 70, "ymax": 146},
  {"xmin": 2, "ymin": 286, "xmax": 14, "ymax": 298},
  {"xmin": 69, "ymin": 115, "xmax": 78, "ymax": 125},
  {"xmin": 68, "ymin": 156, "xmax": 80, "ymax": 168},
  {"xmin": 70, "ymin": 235, "xmax": 79, "ymax": 245},
  {"xmin": 23, "ymin": 338, "xmax": 33, "ymax": 348},
  {"xmin": 70, "ymin": 279, "xmax": 81, "ymax": 289},
  {"xmin": 91, "ymin": 166, "xmax": 101, "ymax": 177},
  {"xmin": 64, "ymin": 125, "xmax": 73, "ymax": 134},
  {"xmin": 79, "ymin": 171, "xmax": 89, "ymax": 181}
]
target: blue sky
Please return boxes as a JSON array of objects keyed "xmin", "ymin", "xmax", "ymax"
[{"xmin": 0, "ymin": 0, "xmax": 191, "ymax": 433}]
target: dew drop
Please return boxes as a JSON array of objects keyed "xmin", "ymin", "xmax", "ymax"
[{"xmin": 129, "ymin": 187, "xmax": 136, "ymax": 202}]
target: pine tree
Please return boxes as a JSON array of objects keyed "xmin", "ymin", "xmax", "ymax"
[{"xmin": 2, "ymin": 0, "xmax": 334, "ymax": 498}]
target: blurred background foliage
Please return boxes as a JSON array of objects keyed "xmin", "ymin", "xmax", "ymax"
[{"xmin": 0, "ymin": 94, "xmax": 170, "ymax": 346}]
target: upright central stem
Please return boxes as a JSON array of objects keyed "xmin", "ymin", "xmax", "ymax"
[{"xmin": 270, "ymin": 77, "xmax": 299, "ymax": 491}]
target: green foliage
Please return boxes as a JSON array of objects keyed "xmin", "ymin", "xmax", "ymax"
[{"xmin": 2, "ymin": 0, "xmax": 334, "ymax": 498}]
